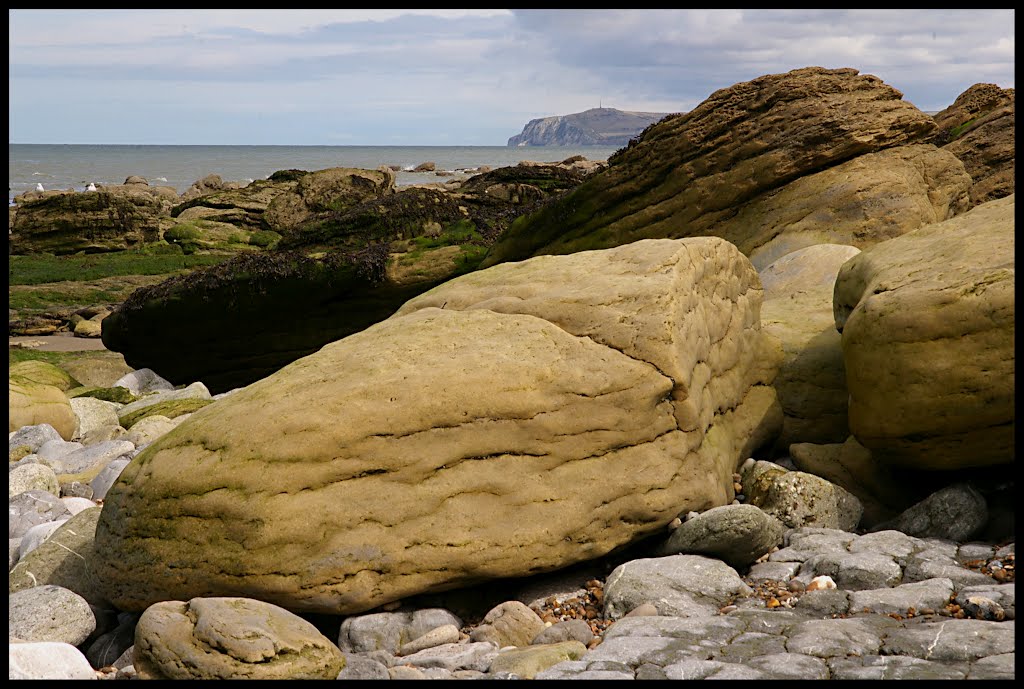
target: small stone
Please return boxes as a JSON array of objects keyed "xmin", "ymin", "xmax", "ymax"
[
  {"xmin": 788, "ymin": 579, "xmax": 806, "ymax": 593},
  {"xmin": 806, "ymin": 575, "xmax": 837, "ymax": 592},
  {"xmin": 668, "ymin": 517, "xmax": 682, "ymax": 530},
  {"xmin": 962, "ymin": 596, "xmax": 1006, "ymax": 621},
  {"xmin": 719, "ymin": 605, "xmax": 737, "ymax": 615},
  {"xmin": 624, "ymin": 603, "xmax": 658, "ymax": 618}
]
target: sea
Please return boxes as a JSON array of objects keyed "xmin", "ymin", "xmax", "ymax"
[{"xmin": 8, "ymin": 144, "xmax": 621, "ymax": 204}]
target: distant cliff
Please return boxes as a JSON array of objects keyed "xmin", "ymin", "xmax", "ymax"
[{"xmin": 507, "ymin": 107, "xmax": 674, "ymax": 147}]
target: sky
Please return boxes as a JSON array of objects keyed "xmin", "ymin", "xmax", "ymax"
[{"xmin": 8, "ymin": 9, "xmax": 1015, "ymax": 146}]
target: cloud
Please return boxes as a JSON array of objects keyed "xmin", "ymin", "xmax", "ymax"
[
  {"xmin": 507, "ymin": 9, "xmax": 1015, "ymax": 112},
  {"xmin": 8, "ymin": 9, "xmax": 1014, "ymax": 144}
]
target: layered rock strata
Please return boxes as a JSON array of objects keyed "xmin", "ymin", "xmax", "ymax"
[
  {"xmin": 484, "ymin": 66, "xmax": 959, "ymax": 268},
  {"xmin": 92, "ymin": 237, "xmax": 782, "ymax": 615}
]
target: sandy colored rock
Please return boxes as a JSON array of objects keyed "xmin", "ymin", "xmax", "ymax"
[
  {"xmin": 396, "ymin": 237, "xmax": 782, "ymax": 444},
  {"xmin": 93, "ymin": 238, "xmax": 781, "ymax": 615},
  {"xmin": 73, "ymin": 318, "xmax": 103, "ymax": 338},
  {"xmin": 133, "ymin": 597, "xmax": 346, "ymax": 679},
  {"xmin": 469, "ymin": 601, "xmax": 545, "ymax": 649},
  {"xmin": 834, "ymin": 195, "xmax": 1014, "ymax": 470},
  {"xmin": 932, "ymin": 83, "xmax": 1015, "ymax": 205},
  {"xmin": 8, "ymin": 360, "xmax": 81, "ymax": 391},
  {"xmin": 8, "ymin": 506, "xmax": 110, "ymax": 608},
  {"xmin": 759, "ymin": 244, "xmax": 861, "ymax": 451},
  {"xmin": 740, "ymin": 144, "xmax": 970, "ymax": 270},
  {"xmin": 484, "ymin": 66, "xmax": 940, "ymax": 267},
  {"xmin": 488, "ymin": 641, "xmax": 588, "ymax": 679},
  {"xmin": 9, "ymin": 377, "xmax": 78, "ymax": 440},
  {"xmin": 57, "ymin": 354, "xmax": 134, "ymax": 389}
]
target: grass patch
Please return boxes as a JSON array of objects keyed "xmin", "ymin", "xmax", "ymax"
[
  {"xmin": 453, "ymin": 244, "xmax": 489, "ymax": 275},
  {"xmin": 8, "ymin": 286, "xmax": 125, "ymax": 311},
  {"xmin": 9, "ymin": 246, "xmax": 231, "ymax": 285},
  {"xmin": 8, "ymin": 348, "xmax": 115, "ymax": 368},
  {"xmin": 249, "ymin": 230, "xmax": 282, "ymax": 249},
  {"xmin": 165, "ymin": 223, "xmax": 204, "ymax": 242},
  {"xmin": 947, "ymin": 118, "xmax": 977, "ymax": 141}
]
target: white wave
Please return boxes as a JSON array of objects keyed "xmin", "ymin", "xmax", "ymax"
[{"xmin": 154, "ymin": 177, "xmax": 168, "ymax": 182}]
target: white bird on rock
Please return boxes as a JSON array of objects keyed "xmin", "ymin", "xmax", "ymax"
[
  {"xmin": 86, "ymin": 182, "xmax": 97, "ymax": 192},
  {"xmin": 35, "ymin": 183, "xmax": 44, "ymax": 192}
]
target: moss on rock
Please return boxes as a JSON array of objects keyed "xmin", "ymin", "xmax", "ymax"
[
  {"xmin": 9, "ymin": 360, "xmax": 82, "ymax": 391},
  {"xmin": 67, "ymin": 385, "xmax": 137, "ymax": 404},
  {"xmin": 119, "ymin": 398, "xmax": 213, "ymax": 430}
]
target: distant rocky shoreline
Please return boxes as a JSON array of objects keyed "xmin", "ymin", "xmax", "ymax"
[{"xmin": 507, "ymin": 107, "xmax": 672, "ymax": 147}]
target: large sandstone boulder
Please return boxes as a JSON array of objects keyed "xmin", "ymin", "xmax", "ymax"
[
  {"xmin": 759, "ymin": 244, "xmax": 861, "ymax": 451},
  {"xmin": 92, "ymin": 237, "xmax": 782, "ymax": 615},
  {"xmin": 394, "ymin": 237, "xmax": 782, "ymax": 443},
  {"xmin": 739, "ymin": 144, "xmax": 970, "ymax": 270},
  {"xmin": 483, "ymin": 66, "xmax": 942, "ymax": 267},
  {"xmin": 933, "ymin": 84, "xmax": 1015, "ymax": 207},
  {"xmin": 9, "ymin": 187, "xmax": 170, "ymax": 255},
  {"xmin": 9, "ymin": 377, "xmax": 78, "ymax": 440},
  {"xmin": 833, "ymin": 195, "xmax": 1014, "ymax": 470}
]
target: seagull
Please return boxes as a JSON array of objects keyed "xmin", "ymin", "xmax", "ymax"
[
  {"xmin": 35, "ymin": 183, "xmax": 44, "ymax": 192},
  {"xmin": 86, "ymin": 182, "xmax": 97, "ymax": 192}
]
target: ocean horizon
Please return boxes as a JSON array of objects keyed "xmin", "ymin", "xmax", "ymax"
[{"xmin": 8, "ymin": 143, "xmax": 621, "ymax": 203}]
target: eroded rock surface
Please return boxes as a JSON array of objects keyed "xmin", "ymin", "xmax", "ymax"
[
  {"xmin": 833, "ymin": 195, "xmax": 1014, "ymax": 470},
  {"xmin": 484, "ymin": 66, "xmax": 946, "ymax": 267},
  {"xmin": 92, "ymin": 238, "xmax": 781, "ymax": 615}
]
